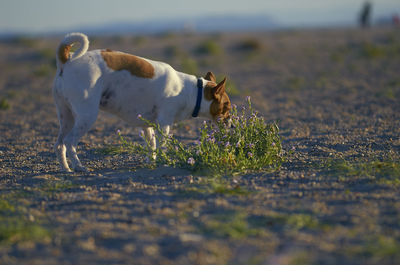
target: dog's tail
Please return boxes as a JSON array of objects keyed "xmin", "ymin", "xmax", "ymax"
[{"xmin": 56, "ymin": 32, "xmax": 89, "ymax": 67}]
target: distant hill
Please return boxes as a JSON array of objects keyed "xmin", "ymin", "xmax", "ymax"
[
  {"xmin": 72, "ymin": 14, "xmax": 278, "ymax": 35},
  {"xmin": 0, "ymin": 14, "xmax": 278, "ymax": 38}
]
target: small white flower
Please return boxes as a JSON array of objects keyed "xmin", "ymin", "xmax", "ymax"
[
  {"xmin": 137, "ymin": 114, "xmax": 142, "ymax": 119},
  {"xmin": 139, "ymin": 130, "xmax": 145, "ymax": 139},
  {"xmin": 187, "ymin": 157, "xmax": 195, "ymax": 165}
]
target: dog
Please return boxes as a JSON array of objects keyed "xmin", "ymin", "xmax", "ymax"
[{"xmin": 53, "ymin": 33, "xmax": 231, "ymax": 172}]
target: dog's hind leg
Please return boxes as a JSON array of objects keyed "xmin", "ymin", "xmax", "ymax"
[
  {"xmin": 63, "ymin": 107, "xmax": 99, "ymax": 172},
  {"xmin": 54, "ymin": 98, "xmax": 74, "ymax": 172}
]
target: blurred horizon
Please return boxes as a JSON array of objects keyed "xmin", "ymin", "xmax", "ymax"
[{"xmin": 1, "ymin": 0, "xmax": 399, "ymax": 35}]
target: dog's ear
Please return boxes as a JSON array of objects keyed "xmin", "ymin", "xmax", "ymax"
[
  {"xmin": 213, "ymin": 77, "xmax": 227, "ymax": 97},
  {"xmin": 204, "ymin": 72, "xmax": 217, "ymax": 82}
]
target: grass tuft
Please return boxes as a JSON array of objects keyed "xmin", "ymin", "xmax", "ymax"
[
  {"xmin": 0, "ymin": 197, "xmax": 51, "ymax": 245},
  {"xmin": 115, "ymin": 98, "xmax": 283, "ymax": 175},
  {"xmin": 195, "ymin": 40, "xmax": 223, "ymax": 56},
  {"xmin": 0, "ymin": 98, "xmax": 10, "ymax": 110},
  {"xmin": 180, "ymin": 177, "xmax": 252, "ymax": 196},
  {"xmin": 235, "ymin": 38, "xmax": 263, "ymax": 52},
  {"xmin": 200, "ymin": 211, "xmax": 263, "ymax": 239},
  {"xmin": 0, "ymin": 219, "xmax": 51, "ymax": 244},
  {"xmin": 325, "ymin": 158, "xmax": 400, "ymax": 185}
]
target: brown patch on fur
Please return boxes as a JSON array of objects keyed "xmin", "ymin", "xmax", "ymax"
[
  {"xmin": 203, "ymin": 77, "xmax": 231, "ymax": 120},
  {"xmin": 101, "ymin": 50, "xmax": 155, "ymax": 78},
  {"xmin": 58, "ymin": 44, "xmax": 71, "ymax": 64},
  {"xmin": 204, "ymin": 71, "xmax": 217, "ymax": 83},
  {"xmin": 204, "ymin": 81, "xmax": 217, "ymax": 100}
]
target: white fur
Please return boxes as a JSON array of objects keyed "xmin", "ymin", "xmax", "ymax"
[{"xmin": 53, "ymin": 32, "xmax": 213, "ymax": 172}]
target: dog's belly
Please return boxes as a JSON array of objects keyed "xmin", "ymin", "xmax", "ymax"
[{"xmin": 98, "ymin": 74, "xmax": 163, "ymax": 125}]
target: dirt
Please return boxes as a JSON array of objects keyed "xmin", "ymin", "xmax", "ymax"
[{"xmin": 0, "ymin": 28, "xmax": 400, "ymax": 265}]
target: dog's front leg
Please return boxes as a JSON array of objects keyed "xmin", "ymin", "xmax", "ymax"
[
  {"xmin": 144, "ymin": 127, "xmax": 157, "ymax": 160},
  {"xmin": 143, "ymin": 124, "xmax": 170, "ymax": 160}
]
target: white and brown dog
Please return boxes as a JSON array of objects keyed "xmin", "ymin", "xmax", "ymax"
[{"xmin": 53, "ymin": 32, "xmax": 231, "ymax": 172}]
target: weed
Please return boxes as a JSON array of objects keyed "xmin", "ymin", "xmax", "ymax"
[
  {"xmin": 0, "ymin": 197, "xmax": 51, "ymax": 245},
  {"xmin": 119, "ymin": 97, "xmax": 283, "ymax": 175},
  {"xmin": 195, "ymin": 40, "xmax": 223, "ymax": 56},
  {"xmin": 41, "ymin": 180, "xmax": 77, "ymax": 192},
  {"xmin": 0, "ymin": 98, "xmax": 10, "ymax": 110},
  {"xmin": 376, "ymin": 80, "xmax": 400, "ymax": 100},
  {"xmin": 235, "ymin": 38, "xmax": 263, "ymax": 52},
  {"xmin": 180, "ymin": 178, "xmax": 252, "ymax": 196},
  {"xmin": 0, "ymin": 199, "xmax": 15, "ymax": 212},
  {"xmin": 361, "ymin": 43, "xmax": 385, "ymax": 59},
  {"xmin": 0, "ymin": 218, "xmax": 50, "ymax": 244},
  {"xmin": 250, "ymin": 212, "xmax": 320, "ymax": 231},
  {"xmin": 324, "ymin": 158, "xmax": 400, "ymax": 185},
  {"xmin": 286, "ymin": 213, "xmax": 319, "ymax": 230},
  {"xmin": 362, "ymin": 236, "xmax": 400, "ymax": 260},
  {"xmin": 347, "ymin": 235, "xmax": 400, "ymax": 262},
  {"xmin": 200, "ymin": 211, "xmax": 263, "ymax": 239},
  {"xmin": 288, "ymin": 251, "xmax": 314, "ymax": 265}
]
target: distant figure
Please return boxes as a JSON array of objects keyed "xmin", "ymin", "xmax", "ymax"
[
  {"xmin": 359, "ymin": 1, "xmax": 372, "ymax": 28},
  {"xmin": 393, "ymin": 14, "xmax": 400, "ymax": 27}
]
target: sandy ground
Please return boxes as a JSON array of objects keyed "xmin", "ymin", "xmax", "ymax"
[{"xmin": 0, "ymin": 27, "xmax": 400, "ymax": 265}]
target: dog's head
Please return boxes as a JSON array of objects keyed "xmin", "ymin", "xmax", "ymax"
[{"xmin": 203, "ymin": 72, "xmax": 231, "ymax": 123}]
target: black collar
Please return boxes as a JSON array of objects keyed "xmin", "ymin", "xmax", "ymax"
[{"xmin": 192, "ymin": 78, "xmax": 203, "ymax": 117}]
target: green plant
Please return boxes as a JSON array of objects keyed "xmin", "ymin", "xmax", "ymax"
[
  {"xmin": 117, "ymin": 97, "xmax": 283, "ymax": 175},
  {"xmin": 0, "ymin": 197, "xmax": 51, "ymax": 245},
  {"xmin": 0, "ymin": 219, "xmax": 50, "ymax": 244},
  {"xmin": 200, "ymin": 211, "xmax": 263, "ymax": 239},
  {"xmin": 180, "ymin": 177, "xmax": 252, "ymax": 196},
  {"xmin": 0, "ymin": 98, "xmax": 10, "ymax": 110},
  {"xmin": 195, "ymin": 40, "xmax": 223, "ymax": 56},
  {"xmin": 235, "ymin": 38, "xmax": 263, "ymax": 52},
  {"xmin": 361, "ymin": 43, "xmax": 385, "ymax": 59},
  {"xmin": 325, "ymin": 158, "xmax": 400, "ymax": 185}
]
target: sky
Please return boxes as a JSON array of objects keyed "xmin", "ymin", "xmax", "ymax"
[{"xmin": 0, "ymin": 0, "xmax": 399, "ymax": 33}]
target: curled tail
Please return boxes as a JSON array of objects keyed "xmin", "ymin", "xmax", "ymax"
[{"xmin": 56, "ymin": 32, "xmax": 89, "ymax": 66}]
